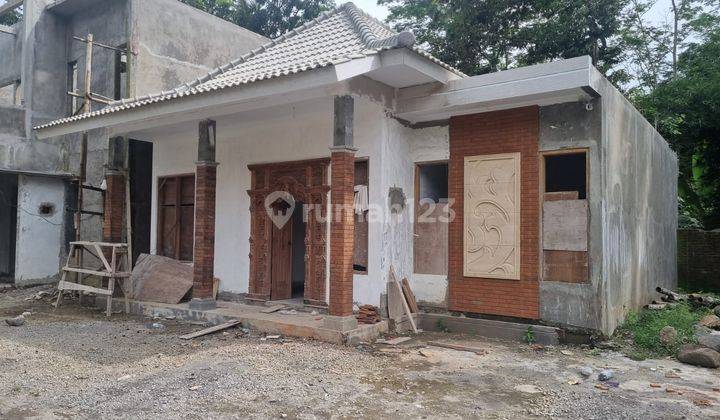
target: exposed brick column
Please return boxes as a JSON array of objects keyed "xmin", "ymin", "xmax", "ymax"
[
  {"xmin": 103, "ymin": 171, "xmax": 125, "ymax": 243},
  {"xmin": 103, "ymin": 137, "xmax": 126, "ymax": 243},
  {"xmin": 190, "ymin": 119, "xmax": 218, "ymax": 310},
  {"xmin": 329, "ymin": 148, "xmax": 356, "ymax": 317}
]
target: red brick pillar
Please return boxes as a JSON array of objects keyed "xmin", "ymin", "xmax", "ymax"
[
  {"xmin": 192, "ymin": 162, "xmax": 217, "ymax": 302},
  {"xmin": 329, "ymin": 148, "xmax": 355, "ymax": 317},
  {"xmin": 190, "ymin": 119, "xmax": 218, "ymax": 310},
  {"xmin": 103, "ymin": 171, "xmax": 125, "ymax": 243}
]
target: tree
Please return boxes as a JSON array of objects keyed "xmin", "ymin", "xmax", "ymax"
[
  {"xmin": 381, "ymin": 0, "xmax": 535, "ymax": 75},
  {"xmin": 381, "ymin": 0, "xmax": 627, "ymax": 78},
  {"xmin": 634, "ymin": 28, "xmax": 720, "ymax": 229},
  {"xmin": 520, "ymin": 0, "xmax": 628, "ymax": 83},
  {"xmin": 180, "ymin": 0, "xmax": 335, "ymax": 39},
  {"xmin": 0, "ymin": 9, "xmax": 20, "ymax": 26}
]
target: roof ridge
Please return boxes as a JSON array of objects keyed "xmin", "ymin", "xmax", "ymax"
[{"xmin": 341, "ymin": 2, "xmax": 415, "ymax": 49}]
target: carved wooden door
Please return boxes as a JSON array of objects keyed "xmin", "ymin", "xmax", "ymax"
[
  {"xmin": 463, "ymin": 153, "xmax": 521, "ymax": 279},
  {"xmin": 270, "ymin": 221, "xmax": 293, "ymax": 300}
]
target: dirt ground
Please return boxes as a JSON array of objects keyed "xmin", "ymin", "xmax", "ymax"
[{"xmin": 2, "ymin": 286, "xmax": 720, "ymax": 419}]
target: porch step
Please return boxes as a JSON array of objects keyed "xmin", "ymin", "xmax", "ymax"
[{"xmin": 100, "ymin": 297, "xmax": 383, "ymax": 345}]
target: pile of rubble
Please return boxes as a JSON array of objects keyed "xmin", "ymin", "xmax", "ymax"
[{"xmin": 653, "ymin": 287, "xmax": 720, "ymax": 368}]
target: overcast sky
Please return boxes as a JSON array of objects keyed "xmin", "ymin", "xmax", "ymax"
[{"xmin": 351, "ymin": 0, "xmax": 675, "ymax": 26}]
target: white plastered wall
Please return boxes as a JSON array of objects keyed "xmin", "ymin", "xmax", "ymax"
[
  {"xmin": 146, "ymin": 95, "xmax": 449, "ymax": 307},
  {"xmin": 14, "ymin": 175, "xmax": 65, "ymax": 286}
]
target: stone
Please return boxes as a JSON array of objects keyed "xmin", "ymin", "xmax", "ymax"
[
  {"xmin": 699, "ymin": 314, "xmax": 720, "ymax": 330},
  {"xmin": 677, "ymin": 344, "xmax": 720, "ymax": 368},
  {"xmin": 5, "ymin": 315, "xmax": 25, "ymax": 327},
  {"xmin": 698, "ymin": 333, "xmax": 720, "ymax": 352},
  {"xmin": 694, "ymin": 324, "xmax": 714, "ymax": 339},
  {"xmin": 714, "ymin": 305, "xmax": 720, "ymax": 318},
  {"xmin": 21, "ymin": 311, "xmax": 31, "ymax": 317},
  {"xmin": 659, "ymin": 326, "xmax": 678, "ymax": 346},
  {"xmin": 579, "ymin": 367, "xmax": 593, "ymax": 378},
  {"xmin": 598, "ymin": 369, "xmax": 614, "ymax": 381}
]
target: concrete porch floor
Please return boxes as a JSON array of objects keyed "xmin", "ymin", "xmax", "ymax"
[{"xmin": 103, "ymin": 297, "xmax": 387, "ymax": 345}]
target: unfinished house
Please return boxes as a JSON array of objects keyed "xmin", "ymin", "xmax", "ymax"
[
  {"xmin": 35, "ymin": 2, "xmax": 677, "ymax": 336},
  {"xmin": 0, "ymin": 0, "xmax": 267, "ymax": 286}
]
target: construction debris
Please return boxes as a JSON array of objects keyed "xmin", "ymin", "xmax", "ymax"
[
  {"xmin": 356, "ymin": 305, "xmax": 381, "ymax": 324},
  {"xmin": 380, "ymin": 336, "xmax": 412, "ymax": 346},
  {"xmin": 260, "ymin": 305, "xmax": 286, "ymax": 314},
  {"xmin": 179, "ymin": 320, "xmax": 241, "ymax": 340},
  {"xmin": 131, "ymin": 254, "xmax": 193, "ymax": 304},
  {"xmin": 401, "ymin": 278, "xmax": 419, "ymax": 313},
  {"xmin": 426, "ymin": 341, "xmax": 486, "ymax": 355},
  {"xmin": 388, "ymin": 266, "xmax": 418, "ymax": 333},
  {"xmin": 5, "ymin": 315, "xmax": 25, "ymax": 327}
]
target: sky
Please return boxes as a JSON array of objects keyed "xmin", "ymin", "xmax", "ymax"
[{"xmin": 350, "ymin": 0, "xmax": 674, "ymax": 26}]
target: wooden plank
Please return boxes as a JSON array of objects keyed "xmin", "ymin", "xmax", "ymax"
[
  {"xmin": 384, "ymin": 336, "xmax": 412, "ymax": 345},
  {"xmin": 130, "ymin": 253, "xmax": 192, "ymax": 304},
  {"xmin": 260, "ymin": 305, "xmax": 286, "ymax": 314},
  {"xmin": 389, "ymin": 267, "xmax": 418, "ymax": 333},
  {"xmin": 180, "ymin": 320, "xmax": 241, "ymax": 340},
  {"xmin": 401, "ymin": 277, "xmax": 419, "ymax": 313},
  {"xmin": 58, "ymin": 280, "xmax": 112, "ymax": 295},
  {"xmin": 426, "ymin": 341, "xmax": 486, "ymax": 355},
  {"xmin": 71, "ymin": 241, "xmax": 127, "ymax": 247},
  {"xmin": 94, "ymin": 243, "xmax": 113, "ymax": 272},
  {"xmin": 62, "ymin": 267, "xmax": 130, "ymax": 278}
]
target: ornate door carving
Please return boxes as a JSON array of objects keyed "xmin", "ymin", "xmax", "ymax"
[
  {"xmin": 463, "ymin": 153, "xmax": 521, "ymax": 279},
  {"xmin": 247, "ymin": 158, "xmax": 330, "ymax": 304}
]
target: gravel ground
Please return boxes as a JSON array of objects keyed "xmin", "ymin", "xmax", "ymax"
[{"xmin": 2, "ymin": 285, "xmax": 720, "ymax": 419}]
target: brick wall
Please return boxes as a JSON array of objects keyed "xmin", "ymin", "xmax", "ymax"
[
  {"xmin": 103, "ymin": 172, "xmax": 126, "ymax": 243},
  {"xmin": 329, "ymin": 150, "xmax": 355, "ymax": 317},
  {"xmin": 678, "ymin": 229, "xmax": 720, "ymax": 292},
  {"xmin": 193, "ymin": 163, "xmax": 217, "ymax": 299},
  {"xmin": 448, "ymin": 107, "xmax": 540, "ymax": 319}
]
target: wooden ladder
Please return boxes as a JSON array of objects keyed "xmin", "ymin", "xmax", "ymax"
[{"xmin": 56, "ymin": 241, "xmax": 131, "ymax": 317}]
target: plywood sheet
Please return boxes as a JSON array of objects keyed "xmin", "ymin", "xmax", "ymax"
[
  {"xmin": 414, "ymin": 202, "xmax": 449, "ymax": 275},
  {"xmin": 542, "ymin": 199, "xmax": 588, "ymax": 251},
  {"xmin": 131, "ymin": 253, "xmax": 193, "ymax": 304},
  {"xmin": 463, "ymin": 153, "xmax": 520, "ymax": 279},
  {"xmin": 543, "ymin": 250, "xmax": 588, "ymax": 283}
]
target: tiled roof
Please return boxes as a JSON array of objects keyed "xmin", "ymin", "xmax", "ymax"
[{"xmin": 35, "ymin": 2, "xmax": 465, "ymax": 131}]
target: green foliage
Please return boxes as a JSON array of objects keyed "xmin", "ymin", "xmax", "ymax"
[
  {"xmin": 180, "ymin": 0, "xmax": 335, "ymax": 39},
  {"xmin": 633, "ymin": 27, "xmax": 720, "ymax": 229},
  {"xmin": 0, "ymin": 9, "xmax": 21, "ymax": 26},
  {"xmin": 618, "ymin": 302, "xmax": 706, "ymax": 356},
  {"xmin": 436, "ymin": 319, "xmax": 450, "ymax": 333},
  {"xmin": 380, "ymin": 0, "xmax": 627, "ymax": 77},
  {"xmin": 524, "ymin": 326, "xmax": 535, "ymax": 344}
]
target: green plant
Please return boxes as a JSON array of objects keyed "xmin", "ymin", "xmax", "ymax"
[
  {"xmin": 524, "ymin": 326, "xmax": 535, "ymax": 344},
  {"xmin": 618, "ymin": 302, "xmax": 707, "ymax": 356},
  {"xmin": 436, "ymin": 319, "xmax": 450, "ymax": 333}
]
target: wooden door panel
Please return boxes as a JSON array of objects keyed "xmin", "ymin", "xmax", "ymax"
[{"xmin": 271, "ymin": 223, "xmax": 293, "ymax": 300}]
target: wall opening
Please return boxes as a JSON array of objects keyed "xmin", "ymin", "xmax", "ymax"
[
  {"xmin": 129, "ymin": 139, "xmax": 153, "ymax": 265},
  {"xmin": 114, "ymin": 44, "xmax": 128, "ymax": 100},
  {"xmin": 541, "ymin": 150, "xmax": 589, "ymax": 283},
  {"xmin": 544, "ymin": 152, "xmax": 587, "ymax": 199},
  {"xmin": 0, "ymin": 172, "xmax": 18, "ymax": 281},
  {"xmin": 67, "ymin": 61, "xmax": 78, "ymax": 115},
  {"xmin": 291, "ymin": 201, "xmax": 306, "ymax": 298},
  {"xmin": 0, "ymin": 80, "xmax": 21, "ymax": 106},
  {"xmin": 414, "ymin": 162, "xmax": 449, "ymax": 275},
  {"xmin": 354, "ymin": 159, "xmax": 368, "ymax": 273},
  {"xmin": 157, "ymin": 174, "xmax": 194, "ymax": 261}
]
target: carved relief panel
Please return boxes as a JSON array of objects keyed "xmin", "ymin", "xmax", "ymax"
[{"xmin": 463, "ymin": 153, "xmax": 521, "ymax": 279}]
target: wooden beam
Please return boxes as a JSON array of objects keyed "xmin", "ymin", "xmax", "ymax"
[
  {"xmin": 57, "ymin": 280, "xmax": 113, "ymax": 296},
  {"xmin": 180, "ymin": 320, "xmax": 241, "ymax": 340},
  {"xmin": 0, "ymin": 0, "xmax": 22, "ymax": 18}
]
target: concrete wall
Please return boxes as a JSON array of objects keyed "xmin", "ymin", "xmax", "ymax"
[
  {"xmin": 14, "ymin": 174, "xmax": 66, "ymax": 286},
  {"xmin": 538, "ymin": 101, "xmax": 604, "ymax": 331},
  {"xmin": 595, "ymin": 71, "xmax": 678, "ymax": 335},
  {"xmin": 0, "ymin": 23, "xmax": 22, "ymax": 87},
  {"xmin": 131, "ymin": 0, "xmax": 268, "ymax": 97}
]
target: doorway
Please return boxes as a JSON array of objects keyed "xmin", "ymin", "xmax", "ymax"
[
  {"xmin": 269, "ymin": 199, "xmax": 306, "ymax": 300},
  {"xmin": 129, "ymin": 139, "xmax": 153, "ymax": 264},
  {"xmin": 0, "ymin": 172, "xmax": 18, "ymax": 282}
]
